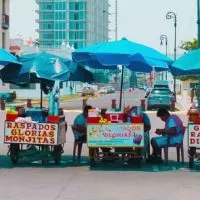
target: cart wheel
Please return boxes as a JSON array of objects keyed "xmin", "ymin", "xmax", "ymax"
[
  {"xmin": 10, "ymin": 144, "xmax": 20, "ymax": 165},
  {"xmin": 189, "ymin": 147, "xmax": 196, "ymax": 169}
]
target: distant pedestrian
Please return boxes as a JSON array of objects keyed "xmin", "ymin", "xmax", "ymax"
[
  {"xmin": 191, "ymin": 87, "xmax": 196, "ymax": 103},
  {"xmin": 70, "ymin": 85, "xmax": 73, "ymax": 96}
]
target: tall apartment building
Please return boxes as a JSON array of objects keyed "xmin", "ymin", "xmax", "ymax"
[
  {"xmin": 0, "ymin": 0, "xmax": 9, "ymax": 49},
  {"xmin": 36, "ymin": 0, "xmax": 109, "ymax": 49}
]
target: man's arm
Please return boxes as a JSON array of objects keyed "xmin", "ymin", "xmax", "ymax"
[
  {"xmin": 155, "ymin": 127, "xmax": 176, "ymax": 136},
  {"xmin": 144, "ymin": 124, "xmax": 151, "ymax": 132},
  {"xmin": 164, "ymin": 127, "xmax": 177, "ymax": 136}
]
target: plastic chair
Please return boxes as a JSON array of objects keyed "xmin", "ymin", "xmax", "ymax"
[{"xmin": 163, "ymin": 127, "xmax": 186, "ymax": 165}]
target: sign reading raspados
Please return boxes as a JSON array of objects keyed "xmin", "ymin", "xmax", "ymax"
[{"xmin": 4, "ymin": 121, "xmax": 58, "ymax": 145}]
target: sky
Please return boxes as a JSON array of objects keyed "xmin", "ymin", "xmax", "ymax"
[{"xmin": 10, "ymin": 0, "xmax": 197, "ymax": 55}]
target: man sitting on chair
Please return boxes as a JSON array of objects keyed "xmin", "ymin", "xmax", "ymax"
[
  {"xmin": 72, "ymin": 105, "xmax": 92, "ymax": 161},
  {"xmin": 148, "ymin": 107, "xmax": 184, "ymax": 163}
]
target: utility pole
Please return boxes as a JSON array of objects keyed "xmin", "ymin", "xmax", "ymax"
[
  {"xmin": 198, "ymin": 0, "xmax": 200, "ymax": 46},
  {"xmin": 197, "ymin": 0, "xmax": 200, "ymax": 111},
  {"xmin": 115, "ymin": 0, "xmax": 118, "ymax": 40}
]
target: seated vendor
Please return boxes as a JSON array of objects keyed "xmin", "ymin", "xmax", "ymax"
[
  {"xmin": 147, "ymin": 107, "xmax": 184, "ymax": 163},
  {"xmin": 72, "ymin": 105, "xmax": 92, "ymax": 160}
]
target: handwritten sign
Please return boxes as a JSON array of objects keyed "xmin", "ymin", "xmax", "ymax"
[
  {"xmin": 4, "ymin": 121, "xmax": 58, "ymax": 145},
  {"xmin": 188, "ymin": 124, "xmax": 200, "ymax": 147},
  {"xmin": 87, "ymin": 124, "xmax": 144, "ymax": 147}
]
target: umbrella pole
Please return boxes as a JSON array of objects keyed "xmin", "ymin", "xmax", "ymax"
[
  {"xmin": 119, "ymin": 65, "xmax": 124, "ymax": 110},
  {"xmin": 40, "ymin": 83, "xmax": 43, "ymax": 109}
]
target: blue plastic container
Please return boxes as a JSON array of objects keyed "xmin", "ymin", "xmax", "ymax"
[{"xmin": 26, "ymin": 107, "xmax": 46, "ymax": 122}]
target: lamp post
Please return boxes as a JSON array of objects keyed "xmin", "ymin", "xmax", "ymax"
[
  {"xmin": 166, "ymin": 11, "xmax": 177, "ymax": 102},
  {"xmin": 160, "ymin": 34, "xmax": 168, "ymax": 80}
]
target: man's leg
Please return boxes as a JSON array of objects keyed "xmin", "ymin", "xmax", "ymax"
[
  {"xmin": 77, "ymin": 143, "xmax": 83, "ymax": 159},
  {"xmin": 151, "ymin": 138, "xmax": 161, "ymax": 156}
]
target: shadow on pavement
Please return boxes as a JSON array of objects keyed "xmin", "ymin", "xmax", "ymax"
[
  {"xmin": 0, "ymin": 155, "xmax": 89, "ymax": 169},
  {"xmin": 90, "ymin": 160, "xmax": 189, "ymax": 172},
  {"xmin": 1, "ymin": 154, "xmax": 200, "ymax": 172}
]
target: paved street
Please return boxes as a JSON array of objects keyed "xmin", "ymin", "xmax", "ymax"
[{"xmin": 0, "ymin": 90, "xmax": 199, "ymax": 200}]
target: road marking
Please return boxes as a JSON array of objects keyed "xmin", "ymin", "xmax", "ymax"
[{"xmin": 64, "ymin": 109, "xmax": 82, "ymax": 113}]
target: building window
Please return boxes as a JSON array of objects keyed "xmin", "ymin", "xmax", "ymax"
[{"xmin": 2, "ymin": 0, "xmax": 6, "ymax": 14}]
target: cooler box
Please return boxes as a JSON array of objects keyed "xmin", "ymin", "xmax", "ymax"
[
  {"xmin": 87, "ymin": 117, "xmax": 100, "ymax": 123},
  {"xmin": 6, "ymin": 114, "xmax": 19, "ymax": 121},
  {"xmin": 131, "ymin": 116, "xmax": 143, "ymax": 123},
  {"xmin": 26, "ymin": 107, "xmax": 47, "ymax": 122},
  {"xmin": 105, "ymin": 112, "xmax": 125, "ymax": 122},
  {"xmin": 47, "ymin": 116, "xmax": 60, "ymax": 123}
]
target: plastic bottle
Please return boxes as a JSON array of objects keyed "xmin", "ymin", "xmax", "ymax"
[
  {"xmin": 127, "ymin": 115, "xmax": 131, "ymax": 123},
  {"xmin": 48, "ymin": 90, "xmax": 54, "ymax": 116}
]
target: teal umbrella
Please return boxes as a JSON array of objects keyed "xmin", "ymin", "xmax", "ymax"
[
  {"xmin": 170, "ymin": 49, "xmax": 200, "ymax": 76},
  {"xmin": 9, "ymin": 52, "xmax": 71, "ymax": 108},
  {"xmin": 169, "ymin": 49, "xmax": 200, "ymax": 111},
  {"xmin": 0, "ymin": 48, "xmax": 22, "ymax": 82},
  {"xmin": 52, "ymin": 64, "xmax": 94, "ymax": 83}
]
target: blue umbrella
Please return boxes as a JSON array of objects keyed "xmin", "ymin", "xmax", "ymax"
[
  {"xmin": 0, "ymin": 48, "xmax": 22, "ymax": 82},
  {"xmin": 73, "ymin": 38, "xmax": 172, "ymax": 67},
  {"xmin": 170, "ymin": 49, "xmax": 200, "ymax": 76},
  {"xmin": 72, "ymin": 38, "xmax": 172, "ymax": 109}
]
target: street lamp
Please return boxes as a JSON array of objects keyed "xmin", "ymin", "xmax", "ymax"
[
  {"xmin": 166, "ymin": 11, "xmax": 177, "ymax": 102},
  {"xmin": 160, "ymin": 34, "xmax": 168, "ymax": 80}
]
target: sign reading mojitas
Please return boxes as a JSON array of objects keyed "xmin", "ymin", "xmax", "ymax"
[
  {"xmin": 87, "ymin": 124, "xmax": 144, "ymax": 147},
  {"xmin": 188, "ymin": 124, "xmax": 200, "ymax": 147},
  {"xmin": 4, "ymin": 122, "xmax": 58, "ymax": 145}
]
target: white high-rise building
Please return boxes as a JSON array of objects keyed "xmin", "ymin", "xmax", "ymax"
[
  {"xmin": 36, "ymin": 0, "xmax": 109, "ymax": 49},
  {"xmin": 0, "ymin": 0, "xmax": 9, "ymax": 49}
]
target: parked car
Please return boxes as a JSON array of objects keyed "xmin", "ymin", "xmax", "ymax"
[
  {"xmin": 145, "ymin": 87, "xmax": 152, "ymax": 98},
  {"xmin": 99, "ymin": 87, "xmax": 107, "ymax": 94},
  {"xmin": 107, "ymin": 86, "xmax": 115, "ymax": 93},
  {"xmin": 147, "ymin": 88, "xmax": 174, "ymax": 110},
  {"xmin": 82, "ymin": 87, "xmax": 95, "ymax": 96},
  {"xmin": 153, "ymin": 80, "xmax": 170, "ymax": 89}
]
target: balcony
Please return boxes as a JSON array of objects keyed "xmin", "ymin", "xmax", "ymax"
[{"xmin": 2, "ymin": 14, "xmax": 9, "ymax": 29}]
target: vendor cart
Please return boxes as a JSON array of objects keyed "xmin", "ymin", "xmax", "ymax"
[
  {"xmin": 87, "ymin": 117, "xmax": 144, "ymax": 167},
  {"xmin": 188, "ymin": 122, "xmax": 200, "ymax": 168},
  {"xmin": 4, "ymin": 108, "xmax": 67, "ymax": 165}
]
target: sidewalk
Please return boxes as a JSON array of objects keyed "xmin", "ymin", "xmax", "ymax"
[{"xmin": 176, "ymin": 94, "xmax": 197, "ymax": 111}]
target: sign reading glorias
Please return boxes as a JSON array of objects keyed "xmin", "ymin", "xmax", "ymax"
[
  {"xmin": 188, "ymin": 124, "xmax": 200, "ymax": 147},
  {"xmin": 87, "ymin": 124, "xmax": 144, "ymax": 147},
  {"xmin": 4, "ymin": 121, "xmax": 58, "ymax": 145}
]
